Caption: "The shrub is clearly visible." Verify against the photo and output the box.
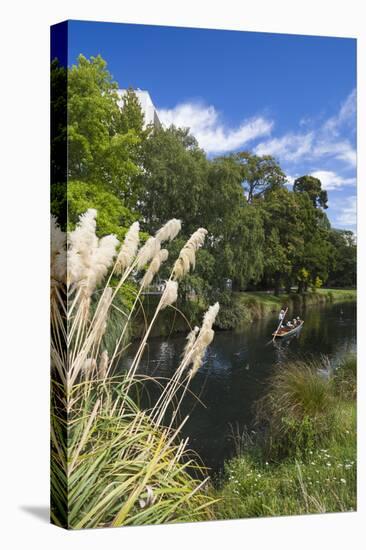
[255,360,337,459]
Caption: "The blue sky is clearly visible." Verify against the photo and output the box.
[67,20,357,232]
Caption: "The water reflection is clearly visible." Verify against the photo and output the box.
[118,301,356,473]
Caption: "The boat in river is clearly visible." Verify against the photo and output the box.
[272,320,304,339]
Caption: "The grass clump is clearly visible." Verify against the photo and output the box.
[256,360,337,459]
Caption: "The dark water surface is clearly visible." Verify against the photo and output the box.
[118,300,356,474]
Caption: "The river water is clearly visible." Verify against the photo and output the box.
[118,300,356,474]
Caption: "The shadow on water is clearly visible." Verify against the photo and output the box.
[118,301,356,475]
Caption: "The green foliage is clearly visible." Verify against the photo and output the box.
[138,126,209,235]
[215,291,251,329]
[293,175,328,209]
[327,229,357,288]
[119,87,146,136]
[67,180,137,240]
[233,151,287,203]
[67,54,141,202]
[311,276,323,292]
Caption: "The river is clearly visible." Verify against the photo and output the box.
[118,300,356,474]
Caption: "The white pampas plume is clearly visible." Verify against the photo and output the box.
[67,209,98,287]
[173,228,207,280]
[67,248,85,287]
[51,216,66,283]
[187,302,220,378]
[69,208,98,263]
[161,280,178,310]
[202,302,220,331]
[182,326,200,360]
[189,328,215,378]
[155,219,182,243]
[53,248,67,284]
[141,249,169,289]
[94,287,113,341]
[87,234,119,294]
[116,221,140,274]
[66,209,119,294]
[136,237,161,270]
[98,350,109,379]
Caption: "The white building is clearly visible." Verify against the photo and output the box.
[117,89,161,128]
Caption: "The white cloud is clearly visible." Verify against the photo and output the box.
[323,89,356,135]
[313,139,356,168]
[158,102,273,154]
[254,89,356,169]
[333,195,357,229]
[254,132,314,162]
[309,170,356,191]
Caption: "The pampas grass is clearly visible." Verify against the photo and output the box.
[161,280,178,309]
[116,221,140,274]
[141,249,169,289]
[173,228,207,280]
[186,302,220,378]
[155,218,182,243]
[136,236,161,269]
[50,209,218,528]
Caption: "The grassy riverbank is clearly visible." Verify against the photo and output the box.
[212,353,357,518]
[136,288,356,336]
[216,288,356,329]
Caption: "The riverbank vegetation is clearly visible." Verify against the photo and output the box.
[213,353,356,518]
[216,288,357,329]
[51,54,356,335]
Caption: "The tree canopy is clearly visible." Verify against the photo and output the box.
[51,53,356,305]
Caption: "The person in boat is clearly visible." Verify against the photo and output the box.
[286,320,294,329]
[296,316,301,323]
[279,308,286,327]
